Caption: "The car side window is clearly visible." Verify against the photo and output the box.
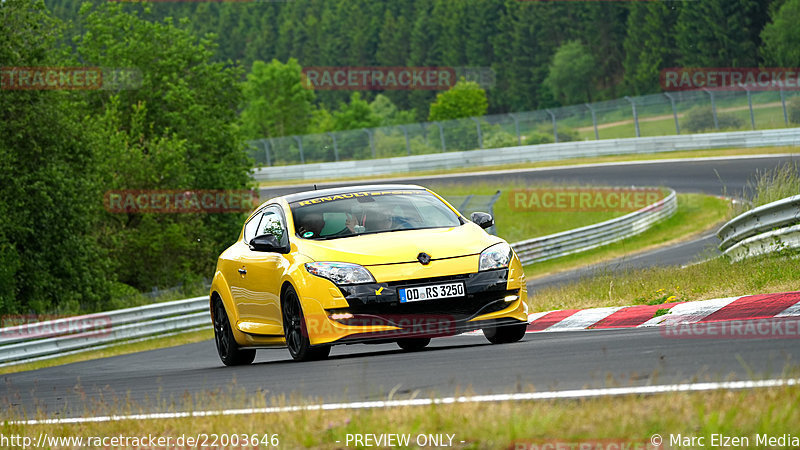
[259,206,288,246]
[243,211,264,243]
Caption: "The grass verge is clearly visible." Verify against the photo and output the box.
[5,383,799,449]
[530,250,800,312]
[523,193,731,282]
[257,146,797,188]
[0,328,213,376]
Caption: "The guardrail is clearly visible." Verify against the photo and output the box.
[717,194,800,261]
[0,297,209,366]
[512,189,677,265]
[253,128,800,182]
[0,188,677,366]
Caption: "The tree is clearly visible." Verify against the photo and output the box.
[622,2,682,95]
[428,80,488,121]
[675,0,769,67]
[369,95,416,126]
[0,0,110,314]
[332,93,381,131]
[240,59,316,139]
[761,0,800,66]
[75,3,252,292]
[544,41,596,105]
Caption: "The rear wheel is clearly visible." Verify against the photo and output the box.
[483,322,528,344]
[396,338,431,352]
[213,298,256,366]
[282,285,331,361]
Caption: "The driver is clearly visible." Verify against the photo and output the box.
[297,212,325,237]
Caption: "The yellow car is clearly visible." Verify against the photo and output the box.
[210,184,529,365]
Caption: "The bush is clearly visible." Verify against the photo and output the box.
[483,128,519,149]
[681,106,744,133]
[523,132,554,145]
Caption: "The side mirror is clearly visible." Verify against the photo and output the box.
[249,234,288,253]
[470,212,494,230]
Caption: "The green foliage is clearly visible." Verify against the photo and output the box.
[428,80,488,122]
[681,106,744,133]
[761,0,800,65]
[240,59,315,139]
[544,40,596,105]
[369,95,416,127]
[743,163,800,210]
[523,132,555,146]
[331,93,382,131]
[0,0,111,314]
[622,2,682,95]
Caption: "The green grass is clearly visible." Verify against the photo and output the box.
[578,104,792,140]
[5,382,800,449]
[529,251,800,313]
[431,181,633,243]
[523,193,730,281]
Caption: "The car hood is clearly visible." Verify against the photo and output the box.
[295,223,503,266]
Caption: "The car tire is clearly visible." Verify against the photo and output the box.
[213,298,256,366]
[282,285,331,362]
[396,338,431,352]
[483,322,528,344]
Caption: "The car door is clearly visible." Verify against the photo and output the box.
[230,205,289,336]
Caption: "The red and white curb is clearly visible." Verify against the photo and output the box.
[468,291,800,334]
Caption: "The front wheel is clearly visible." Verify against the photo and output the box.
[213,298,256,366]
[282,285,331,361]
[483,322,528,344]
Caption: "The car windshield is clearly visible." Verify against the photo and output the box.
[290,190,461,239]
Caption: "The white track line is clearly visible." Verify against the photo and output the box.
[13,378,799,426]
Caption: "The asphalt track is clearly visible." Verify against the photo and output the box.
[2,154,799,419]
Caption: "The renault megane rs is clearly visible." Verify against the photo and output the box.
[210,184,529,365]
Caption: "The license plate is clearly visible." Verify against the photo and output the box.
[399,282,465,303]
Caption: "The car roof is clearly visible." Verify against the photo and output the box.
[281,184,428,204]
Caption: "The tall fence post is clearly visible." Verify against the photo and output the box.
[624,96,640,137]
[400,125,411,155]
[436,121,446,152]
[261,139,272,167]
[703,88,719,130]
[546,109,558,143]
[471,117,483,149]
[363,129,375,158]
[326,132,339,162]
[292,136,305,164]
[585,103,599,140]
[663,93,680,135]
[780,87,789,126]
[509,113,521,145]
[744,86,755,130]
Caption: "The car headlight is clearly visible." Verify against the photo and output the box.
[479,243,512,271]
[305,262,375,285]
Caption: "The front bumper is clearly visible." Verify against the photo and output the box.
[302,269,529,345]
